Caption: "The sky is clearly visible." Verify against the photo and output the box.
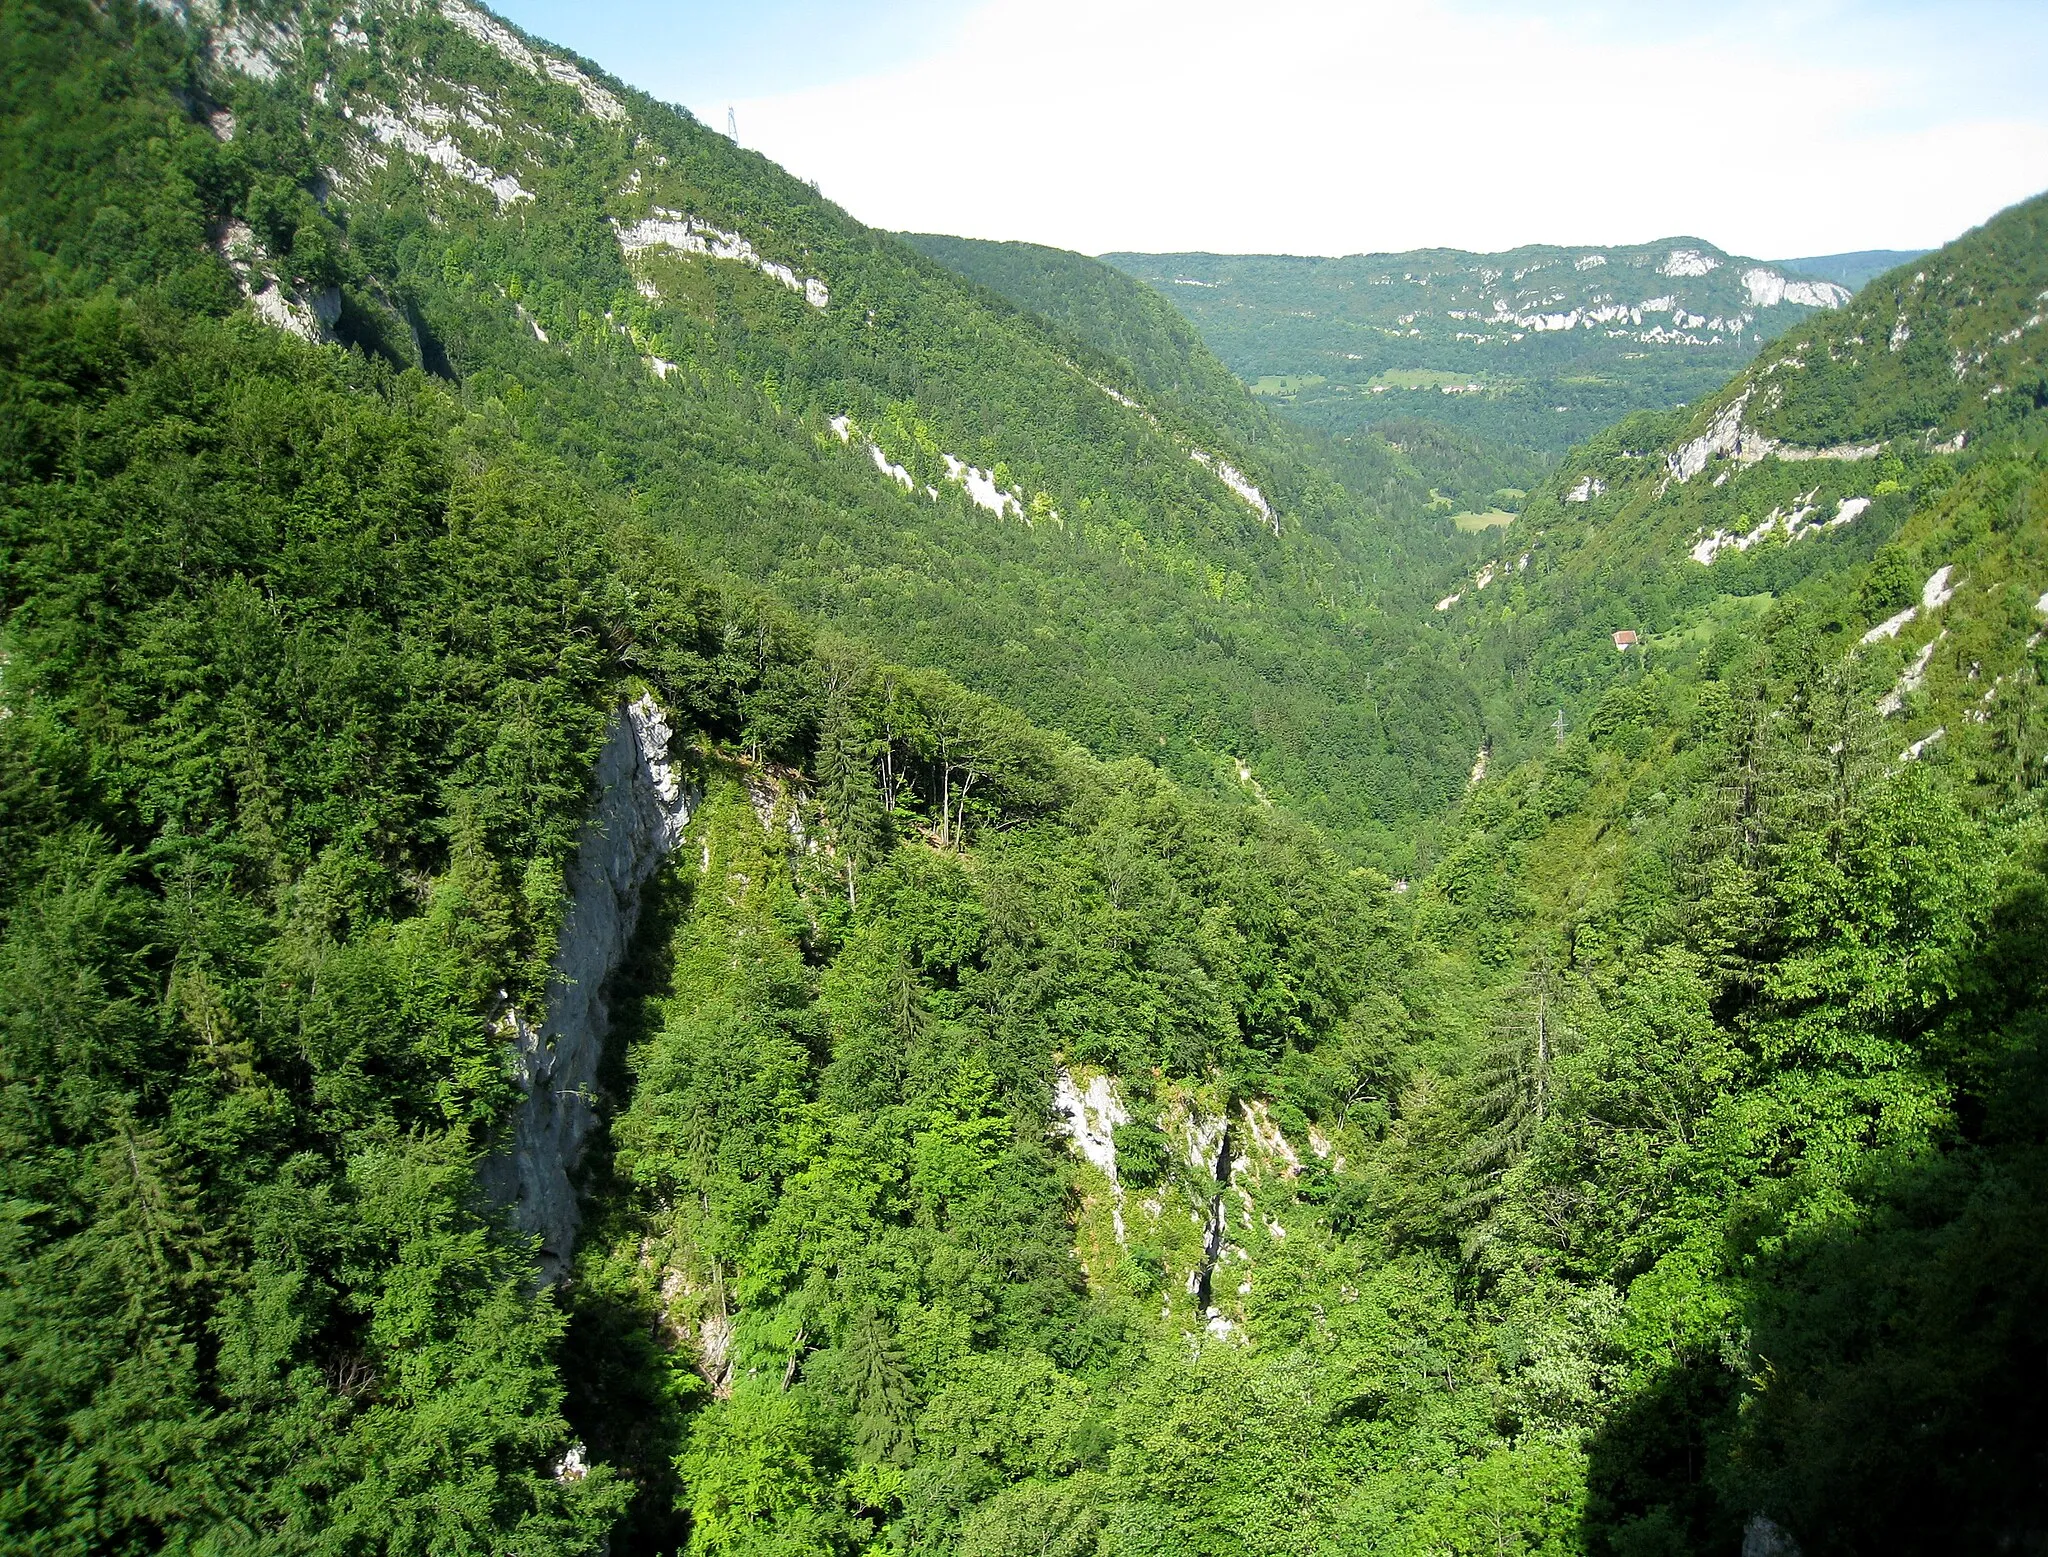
[492,0,2048,260]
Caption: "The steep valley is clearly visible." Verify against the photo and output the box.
[3,5,2047,1557]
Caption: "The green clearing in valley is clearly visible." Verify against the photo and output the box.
[1373,367,1490,390]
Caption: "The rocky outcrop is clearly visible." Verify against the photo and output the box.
[1184,1113,1233,1303]
[213,218,342,344]
[1665,387,1886,488]
[1742,1514,1801,1557]
[480,694,697,1280]
[1054,1068,1129,1239]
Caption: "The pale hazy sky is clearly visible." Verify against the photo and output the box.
[492,0,2048,259]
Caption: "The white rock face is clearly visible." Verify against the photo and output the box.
[943,453,1026,520]
[358,107,532,204]
[1862,606,1918,644]
[1741,268,1851,309]
[1742,1514,1802,1557]
[1878,634,1941,717]
[440,0,625,121]
[1691,491,1871,565]
[1183,1110,1232,1298]
[440,0,539,73]
[1055,1070,1128,1179]
[1054,1068,1129,1240]
[615,210,827,308]
[1191,450,1278,535]
[868,441,914,491]
[830,415,1052,524]
[212,10,295,81]
[1922,564,1957,611]
[1093,379,1143,411]
[250,281,340,341]
[1901,726,1945,762]
[480,695,698,1280]
[1564,474,1604,502]
[1238,1100,1301,1174]
[215,218,341,344]
[1666,388,1882,486]
[1661,248,1721,278]
[1667,393,1757,483]
[1775,441,1882,464]
[1183,1107,1228,1178]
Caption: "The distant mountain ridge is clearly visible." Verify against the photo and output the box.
[1103,237,1860,457]
[1771,248,1932,291]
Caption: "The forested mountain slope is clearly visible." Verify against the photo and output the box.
[6,3,2048,1556]
[898,233,1267,448]
[1366,191,2048,1550]
[1440,193,2048,757]
[1104,240,1853,458]
[5,0,1481,864]
[903,231,1544,536]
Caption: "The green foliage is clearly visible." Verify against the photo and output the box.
[1111,1123,1171,1188]
[899,233,1272,448]
[5,2,2048,1555]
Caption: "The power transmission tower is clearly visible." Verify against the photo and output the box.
[727,106,738,142]
[1552,708,1567,745]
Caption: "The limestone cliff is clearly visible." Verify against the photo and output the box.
[481,693,697,1279]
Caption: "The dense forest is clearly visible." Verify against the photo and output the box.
[899,233,1547,539]
[3,3,2047,1556]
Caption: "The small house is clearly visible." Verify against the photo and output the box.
[1613,630,1638,651]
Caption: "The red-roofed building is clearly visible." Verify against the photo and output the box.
[1613,630,1638,650]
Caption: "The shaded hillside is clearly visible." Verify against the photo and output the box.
[900,232,1267,446]
[0,0,1486,864]
[1379,190,2048,1551]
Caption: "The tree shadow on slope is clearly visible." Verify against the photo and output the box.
[560,859,699,1555]
[1583,839,2048,1556]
